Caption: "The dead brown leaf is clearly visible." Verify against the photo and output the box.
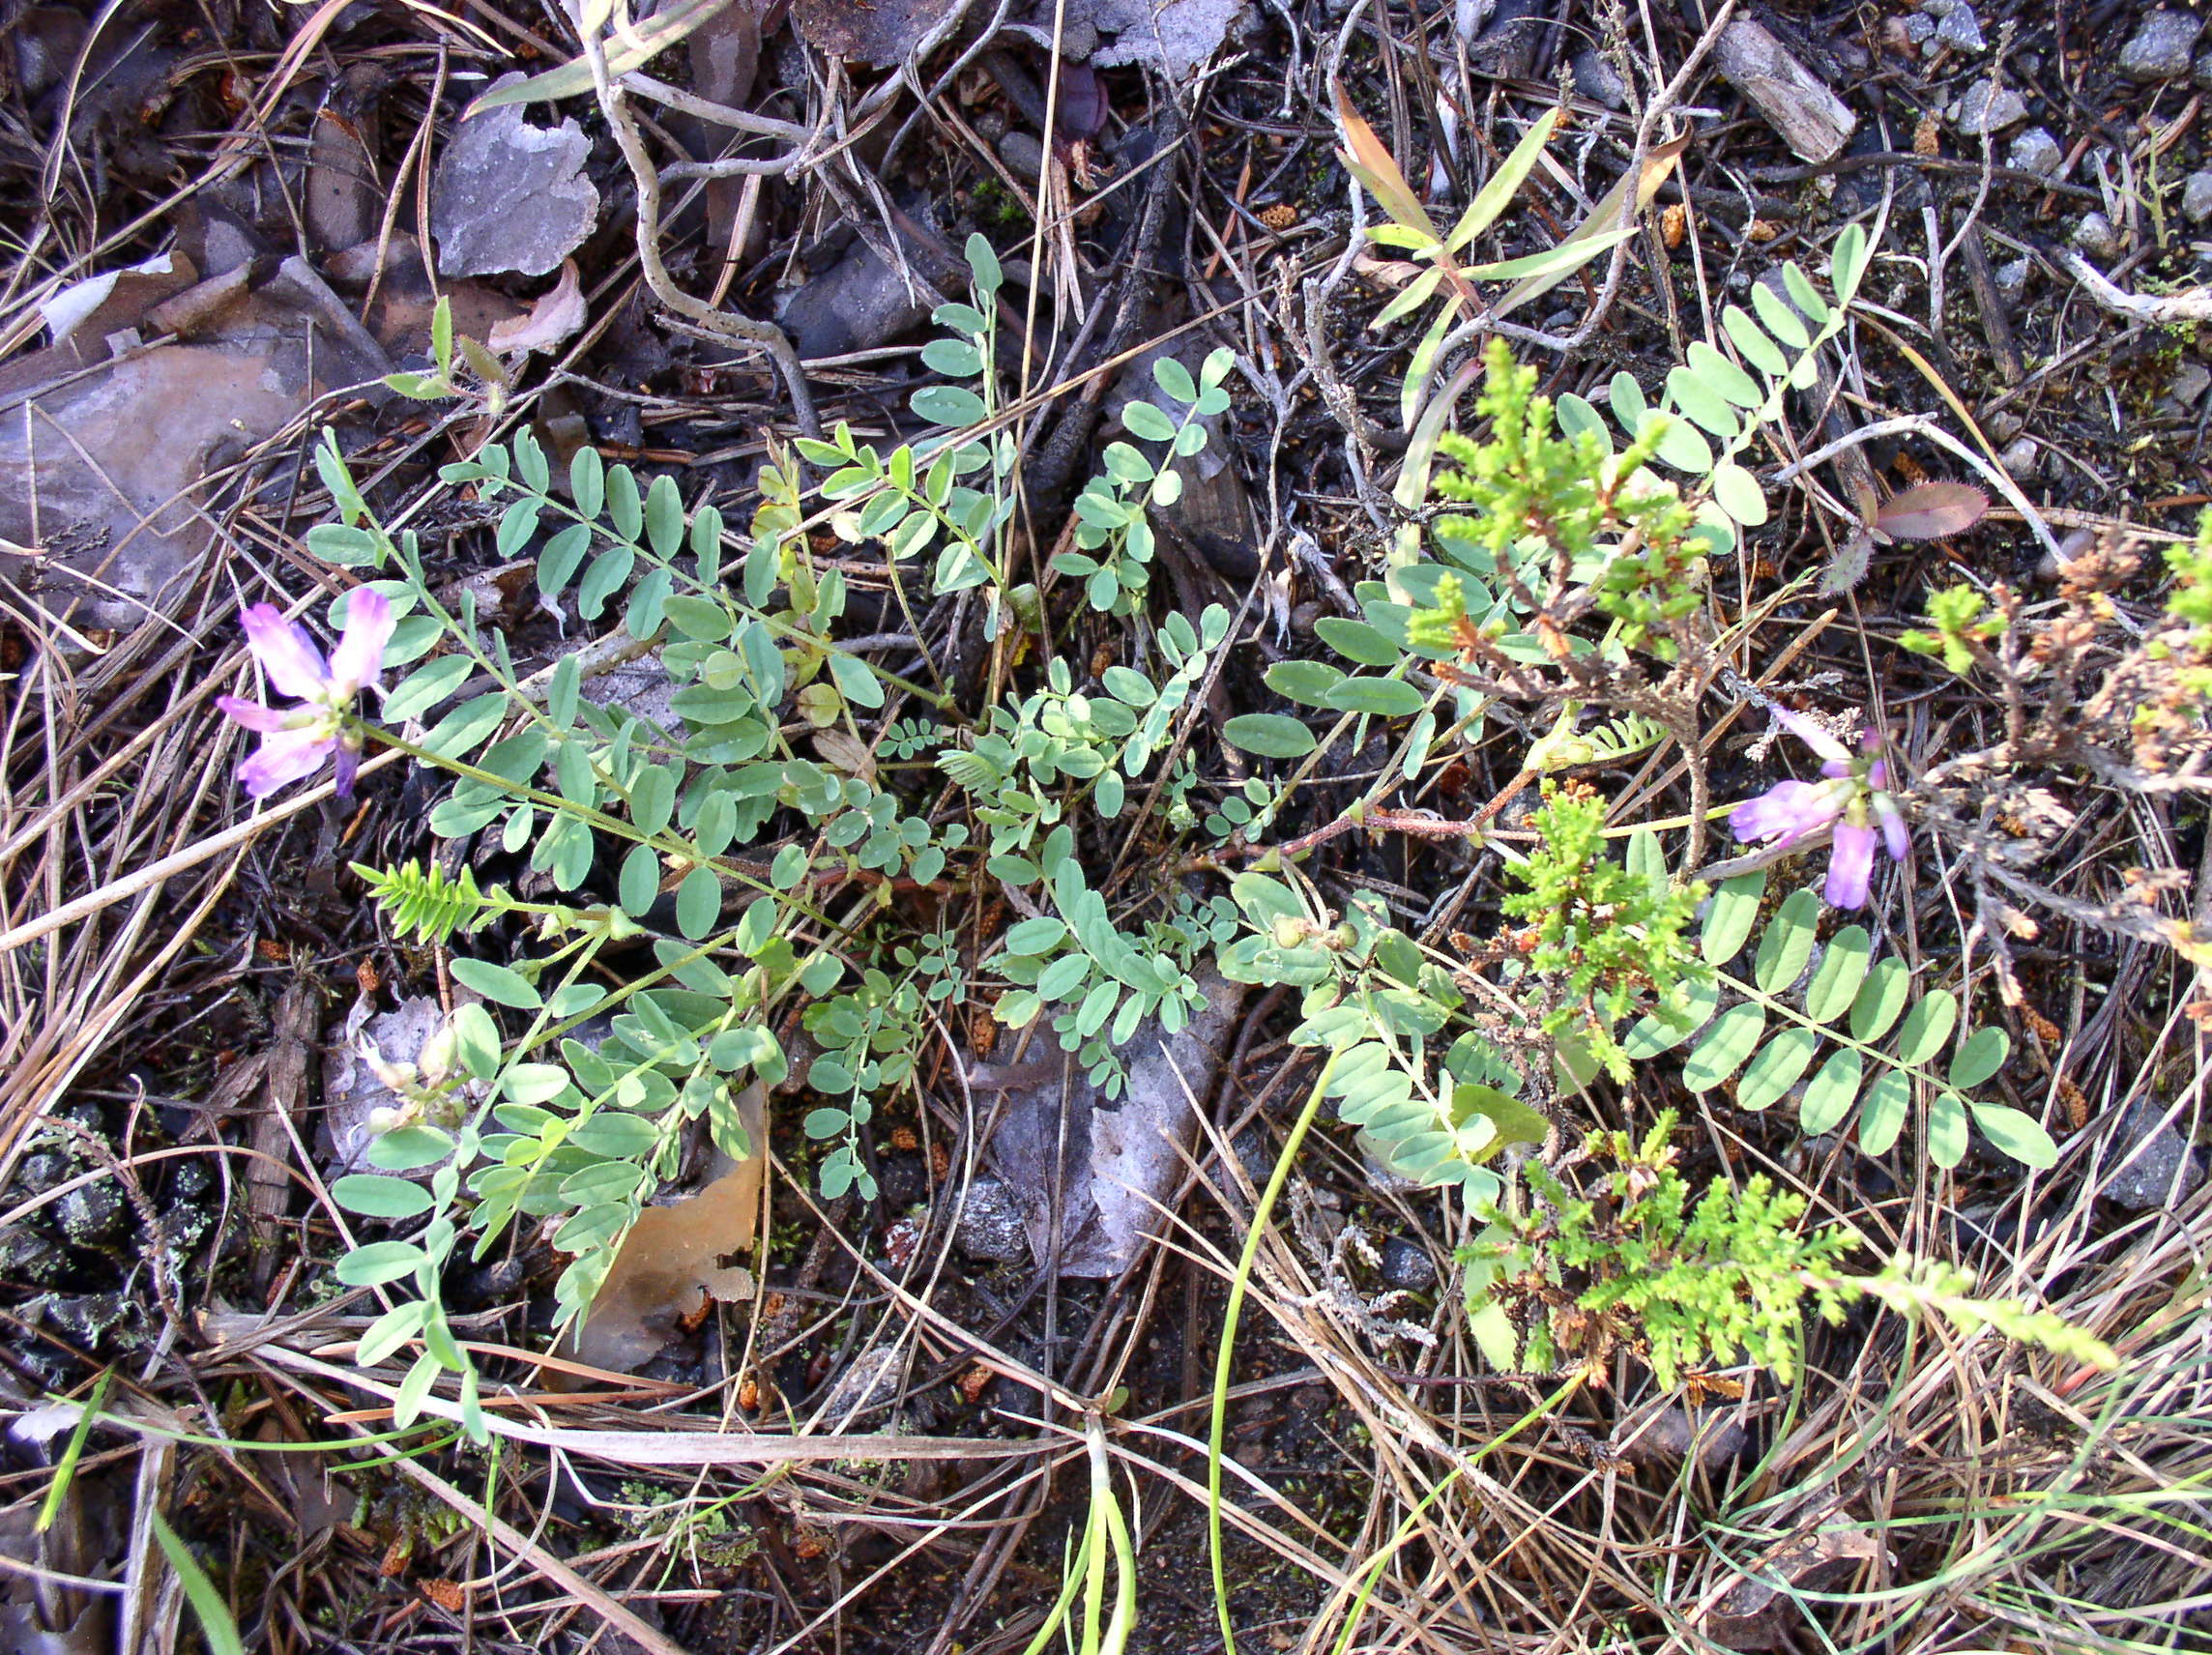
[558,1083,767,1377]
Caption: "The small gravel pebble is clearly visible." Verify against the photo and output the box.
[1570,47,1627,109]
[2162,359,2211,414]
[952,1176,1030,1263]
[2071,211,2121,260]
[2101,1099,2206,1211]
[1994,256,2031,305]
[2185,170,2212,224]
[2196,48,2212,91]
[2006,127,2063,179]
[1922,0,1987,51]
[1952,79,2027,136]
[1379,1236,1440,1291]
[2120,9,2203,80]
[1999,436,2040,479]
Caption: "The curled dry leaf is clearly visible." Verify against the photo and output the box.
[557,1082,766,1378]
[1691,1526,1885,1649]
[1870,480,1991,542]
[487,260,586,358]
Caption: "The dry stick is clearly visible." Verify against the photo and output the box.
[583,28,820,438]
[0,747,400,955]
[374,1434,701,1655]
[1769,412,2064,561]
[2056,247,2212,326]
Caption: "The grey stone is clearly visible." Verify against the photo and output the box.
[816,1347,904,1422]
[1994,255,2031,305]
[1952,79,2027,136]
[2186,170,2212,223]
[2101,1099,2205,1211]
[55,1183,127,1246]
[1570,46,1627,109]
[1379,1236,1439,1291]
[1895,12,1935,45]
[1922,0,1986,51]
[1999,436,2040,479]
[2007,126,2064,179]
[2072,211,2121,260]
[2120,10,2203,81]
[2196,47,2212,90]
[428,73,599,277]
[996,131,1044,180]
[2160,359,2211,417]
[775,241,933,361]
[952,1176,1030,1264]
[0,256,391,630]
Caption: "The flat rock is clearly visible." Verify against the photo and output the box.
[986,967,1247,1276]
[2101,1098,2205,1210]
[775,240,935,361]
[2120,9,2202,81]
[1379,1236,1439,1291]
[0,258,390,629]
[1085,0,1248,78]
[430,73,599,277]
[1952,79,2027,135]
[2160,359,2211,416]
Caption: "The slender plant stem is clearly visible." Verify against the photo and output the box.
[1208,1050,1337,1655]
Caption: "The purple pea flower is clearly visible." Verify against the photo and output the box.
[1729,707,1908,910]
[218,592,393,798]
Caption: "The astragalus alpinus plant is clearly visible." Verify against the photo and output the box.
[207,87,2110,1509]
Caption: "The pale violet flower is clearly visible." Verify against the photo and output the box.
[218,592,393,798]
[1729,708,1907,910]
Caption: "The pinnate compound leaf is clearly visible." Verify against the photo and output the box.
[1623,977,1720,1058]
[1266,661,1346,706]
[1687,340,1763,408]
[1752,887,1819,994]
[1802,926,1872,1023]
[1710,461,1768,526]
[336,1240,424,1288]
[1722,305,1789,377]
[1848,956,1910,1043]
[333,1174,435,1219]
[450,957,541,1010]
[1324,677,1426,717]
[1896,990,1959,1067]
[1928,1090,1969,1168]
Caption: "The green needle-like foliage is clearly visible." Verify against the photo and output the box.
[1500,783,1706,1081]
